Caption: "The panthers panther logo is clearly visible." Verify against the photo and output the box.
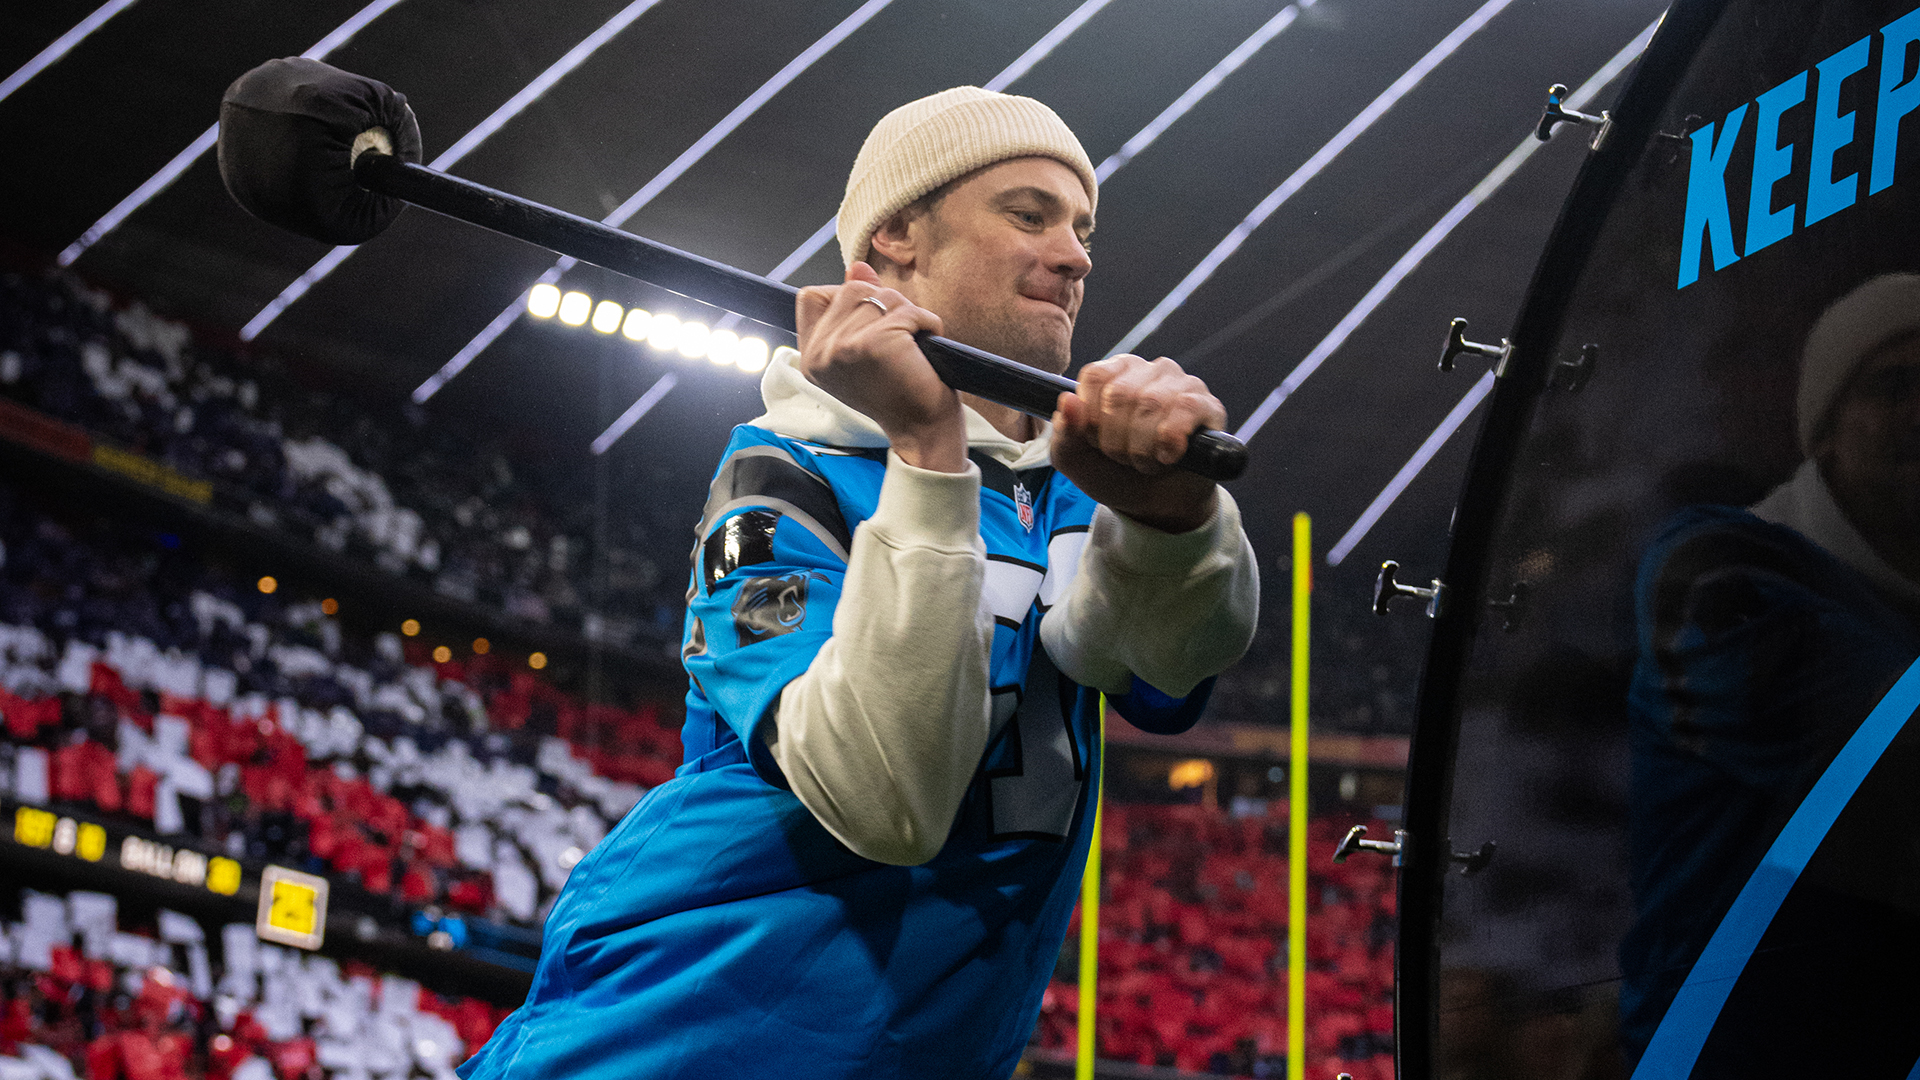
[731,571,825,645]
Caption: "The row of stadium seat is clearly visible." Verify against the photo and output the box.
[0,269,688,649]
[0,477,674,928]
[1,265,1405,1079]
[1,264,1414,736]
[0,885,506,1080]
[1032,803,1397,1079]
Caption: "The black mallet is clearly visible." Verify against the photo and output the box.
[216,58,1248,482]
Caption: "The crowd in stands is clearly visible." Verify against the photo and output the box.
[1,261,1408,1078]
[0,269,691,650]
[0,886,507,1080]
[1032,804,1397,1080]
[0,265,1421,737]
[0,475,678,929]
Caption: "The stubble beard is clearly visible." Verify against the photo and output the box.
[936,273,1076,376]
[966,306,1073,374]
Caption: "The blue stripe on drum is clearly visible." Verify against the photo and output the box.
[1631,654,1920,1079]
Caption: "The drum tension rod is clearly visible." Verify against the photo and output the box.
[1334,827,1496,877]
[1488,582,1530,632]
[1535,82,1613,149]
[1334,825,1406,867]
[1439,318,1512,376]
[1549,344,1599,392]
[1450,840,1496,876]
[1374,560,1444,618]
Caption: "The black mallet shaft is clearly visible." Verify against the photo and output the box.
[219,58,1248,482]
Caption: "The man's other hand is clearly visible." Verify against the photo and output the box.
[795,262,967,473]
[1051,354,1222,533]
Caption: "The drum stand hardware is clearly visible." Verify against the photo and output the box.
[1535,83,1613,150]
[1439,318,1512,376]
[1549,344,1599,392]
[1488,582,1531,632]
[1374,560,1445,618]
[1334,825,1407,867]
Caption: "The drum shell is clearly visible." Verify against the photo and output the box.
[1400,1,1920,1076]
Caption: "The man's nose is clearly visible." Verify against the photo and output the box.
[1046,225,1092,281]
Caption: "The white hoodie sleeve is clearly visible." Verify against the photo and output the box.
[761,452,994,866]
[1040,489,1259,699]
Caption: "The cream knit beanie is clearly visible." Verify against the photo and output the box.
[836,86,1097,269]
[1798,273,1920,452]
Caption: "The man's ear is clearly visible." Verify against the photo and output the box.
[867,209,918,273]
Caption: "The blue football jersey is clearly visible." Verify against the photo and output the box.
[459,425,1209,1080]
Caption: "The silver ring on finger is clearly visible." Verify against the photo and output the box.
[860,295,889,315]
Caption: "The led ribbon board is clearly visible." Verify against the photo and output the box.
[10,802,244,897]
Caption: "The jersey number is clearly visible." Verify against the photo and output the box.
[986,646,1086,841]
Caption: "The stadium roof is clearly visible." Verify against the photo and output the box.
[0,0,1670,676]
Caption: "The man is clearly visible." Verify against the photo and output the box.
[459,86,1258,1079]
[1621,274,1920,1069]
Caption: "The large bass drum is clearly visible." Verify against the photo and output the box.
[1398,0,1920,1077]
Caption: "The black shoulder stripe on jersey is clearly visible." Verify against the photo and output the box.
[972,452,1016,501]
[971,453,1055,507]
[693,445,853,561]
[1016,464,1055,500]
[971,454,1056,503]
[1049,522,1089,539]
[703,509,780,594]
[807,444,888,464]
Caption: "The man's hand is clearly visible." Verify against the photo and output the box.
[1051,355,1223,533]
[795,262,966,473]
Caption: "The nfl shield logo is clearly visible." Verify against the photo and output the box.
[1013,482,1035,531]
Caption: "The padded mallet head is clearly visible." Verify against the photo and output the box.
[217,58,423,245]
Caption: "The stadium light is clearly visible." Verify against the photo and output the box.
[591,300,624,333]
[676,321,710,360]
[708,328,740,366]
[527,283,561,318]
[622,308,651,340]
[416,0,900,403]
[236,0,671,340]
[557,291,591,326]
[646,312,680,351]
[735,337,770,374]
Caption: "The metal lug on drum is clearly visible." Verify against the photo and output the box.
[1440,317,1512,376]
[1535,82,1612,149]
[1334,825,1407,867]
[1374,560,1445,618]
[1488,582,1530,632]
[1653,115,1704,166]
[1550,344,1599,392]
[1450,840,1497,876]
